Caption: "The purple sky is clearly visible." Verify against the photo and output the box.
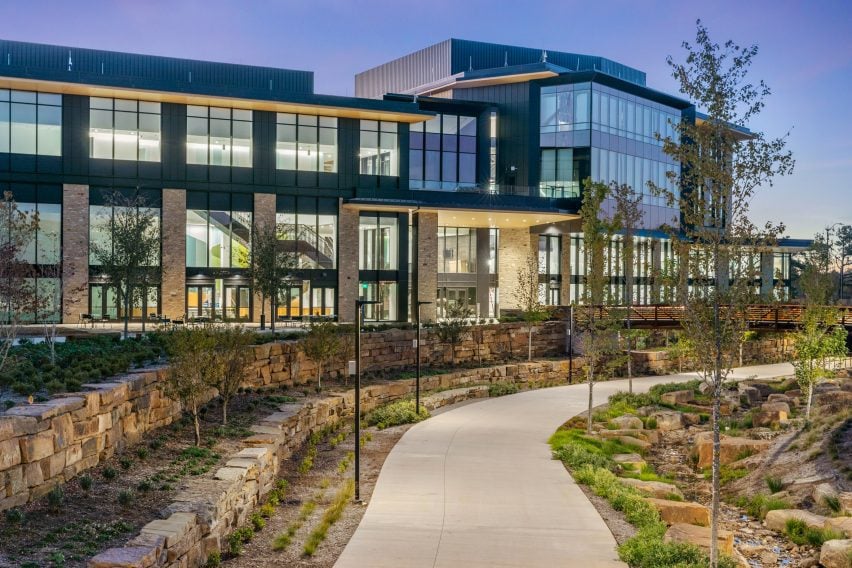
[2,0,850,239]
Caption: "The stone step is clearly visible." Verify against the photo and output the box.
[645,498,710,526]
[664,522,733,556]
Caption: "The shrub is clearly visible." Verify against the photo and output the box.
[824,495,842,514]
[765,476,784,493]
[119,457,133,470]
[204,551,221,568]
[136,447,149,460]
[618,528,738,568]
[79,474,93,491]
[488,382,520,397]
[228,526,255,555]
[47,485,64,512]
[137,479,152,492]
[102,466,117,481]
[259,503,275,518]
[4,508,23,524]
[365,400,430,430]
[785,518,844,546]
[250,513,266,531]
[734,494,791,520]
[645,416,658,430]
[117,489,135,507]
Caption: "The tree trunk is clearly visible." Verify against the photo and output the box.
[317,364,322,391]
[222,397,229,426]
[710,288,723,568]
[123,292,130,338]
[528,325,533,361]
[271,294,276,334]
[805,385,813,422]
[586,367,595,435]
[192,404,201,446]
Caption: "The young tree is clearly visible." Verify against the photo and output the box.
[164,325,219,445]
[513,253,552,361]
[212,325,254,425]
[610,182,645,392]
[246,222,296,334]
[301,320,341,390]
[0,192,39,374]
[653,22,794,567]
[836,224,852,301]
[89,192,160,337]
[434,302,471,365]
[578,180,622,434]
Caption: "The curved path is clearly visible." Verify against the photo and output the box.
[335,363,793,568]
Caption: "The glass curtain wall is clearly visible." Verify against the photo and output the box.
[275,197,337,270]
[538,235,561,305]
[359,215,398,270]
[437,227,476,273]
[0,90,61,156]
[185,206,252,269]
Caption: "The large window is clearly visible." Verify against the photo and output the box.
[590,87,679,145]
[437,227,476,273]
[591,147,678,209]
[89,192,161,266]
[90,98,161,161]
[359,120,398,176]
[276,196,337,269]
[0,90,61,156]
[186,106,252,167]
[359,281,397,321]
[538,235,561,305]
[185,193,252,268]
[276,114,337,172]
[359,213,398,270]
[409,114,476,190]
[540,84,591,133]
[539,148,583,198]
[2,185,62,265]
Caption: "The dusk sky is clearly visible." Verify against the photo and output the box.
[2,0,850,239]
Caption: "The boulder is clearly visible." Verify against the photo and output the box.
[819,539,852,568]
[815,390,852,414]
[753,401,790,427]
[824,517,852,538]
[813,483,839,508]
[650,411,684,432]
[610,415,643,430]
[612,453,646,471]
[645,498,710,526]
[839,492,852,516]
[660,390,694,405]
[738,385,761,407]
[597,429,659,444]
[664,523,733,555]
[748,382,775,398]
[619,477,684,499]
[695,433,771,469]
[767,393,792,405]
[618,436,651,451]
[764,509,827,533]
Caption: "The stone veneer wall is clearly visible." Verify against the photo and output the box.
[497,228,531,311]
[88,360,573,568]
[632,337,795,375]
[336,203,360,324]
[161,189,187,319]
[243,321,567,388]
[61,184,90,323]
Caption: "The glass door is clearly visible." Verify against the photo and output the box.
[224,285,251,321]
[186,285,215,319]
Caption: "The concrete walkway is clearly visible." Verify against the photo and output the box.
[335,363,793,568]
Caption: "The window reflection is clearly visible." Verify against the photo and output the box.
[0,89,61,156]
[359,120,398,176]
[186,106,252,167]
[409,113,476,190]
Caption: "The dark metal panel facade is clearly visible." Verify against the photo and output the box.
[355,39,452,99]
[0,39,314,96]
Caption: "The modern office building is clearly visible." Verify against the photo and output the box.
[0,38,797,325]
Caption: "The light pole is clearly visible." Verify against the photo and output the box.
[568,304,574,384]
[354,299,378,503]
[415,301,432,415]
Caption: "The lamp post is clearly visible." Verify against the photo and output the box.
[354,299,378,503]
[568,304,574,384]
[415,301,432,415]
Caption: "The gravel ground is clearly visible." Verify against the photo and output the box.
[224,422,412,568]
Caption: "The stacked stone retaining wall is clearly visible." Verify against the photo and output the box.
[631,337,794,376]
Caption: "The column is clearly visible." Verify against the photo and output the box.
[337,204,359,323]
[412,211,438,323]
[650,239,663,304]
[476,228,491,318]
[252,193,276,324]
[760,251,775,297]
[61,184,89,324]
[497,228,531,311]
[560,234,571,305]
[161,189,186,320]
